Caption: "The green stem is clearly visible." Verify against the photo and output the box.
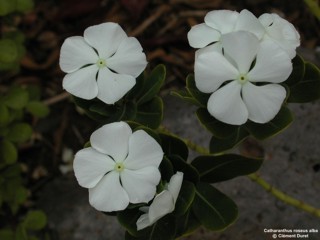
[248,173,320,217]
[159,125,320,218]
[304,0,320,20]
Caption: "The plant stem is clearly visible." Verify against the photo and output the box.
[159,125,320,218]
[304,0,320,20]
[248,173,320,217]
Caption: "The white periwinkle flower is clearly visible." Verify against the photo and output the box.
[195,31,292,125]
[73,122,163,212]
[187,9,265,49]
[136,171,184,230]
[259,13,300,59]
[59,22,147,104]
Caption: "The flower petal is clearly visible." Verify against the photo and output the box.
[221,31,259,74]
[73,147,115,188]
[62,65,98,99]
[204,10,239,34]
[124,130,163,169]
[248,40,292,83]
[148,190,174,224]
[207,81,248,125]
[59,36,98,73]
[242,82,286,123]
[136,212,151,231]
[259,13,300,59]
[89,171,129,212]
[96,67,136,104]
[234,9,265,39]
[90,122,132,162]
[107,37,147,77]
[84,22,127,59]
[195,50,238,93]
[121,166,161,203]
[187,23,220,48]
[167,172,184,203]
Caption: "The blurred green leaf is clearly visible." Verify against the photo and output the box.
[0,0,15,16]
[6,123,32,143]
[26,101,50,118]
[16,0,34,12]
[0,104,10,126]
[192,182,238,231]
[134,96,163,129]
[15,224,27,240]
[4,87,29,110]
[173,181,195,217]
[159,133,188,160]
[191,154,263,183]
[0,140,17,166]
[26,85,41,101]
[0,229,15,240]
[196,108,239,138]
[23,210,47,230]
[209,127,249,153]
[0,39,18,63]
[245,106,293,140]
[137,64,166,104]
[287,62,320,103]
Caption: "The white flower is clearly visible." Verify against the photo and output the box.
[136,171,184,230]
[259,13,300,59]
[195,31,292,125]
[73,122,163,212]
[59,22,147,104]
[187,9,265,49]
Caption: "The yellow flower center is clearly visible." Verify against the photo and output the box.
[237,74,248,84]
[114,162,125,172]
[96,58,106,68]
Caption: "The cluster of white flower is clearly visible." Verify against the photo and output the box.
[188,9,300,125]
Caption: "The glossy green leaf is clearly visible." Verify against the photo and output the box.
[192,182,238,231]
[175,209,201,238]
[159,156,174,182]
[186,74,209,108]
[168,155,199,184]
[171,89,201,107]
[287,62,320,103]
[4,87,29,110]
[0,39,18,63]
[159,133,188,160]
[0,229,15,240]
[209,127,249,153]
[284,54,305,86]
[173,181,195,217]
[196,108,238,138]
[137,64,166,104]
[0,140,17,166]
[23,210,47,230]
[0,104,10,126]
[26,101,50,118]
[6,123,32,143]
[118,208,147,237]
[191,154,263,183]
[245,106,293,140]
[16,0,34,12]
[134,96,163,129]
[126,72,146,99]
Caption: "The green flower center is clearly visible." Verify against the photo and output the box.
[114,162,125,172]
[237,74,248,85]
[96,58,106,68]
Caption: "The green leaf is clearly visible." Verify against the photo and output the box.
[23,210,47,230]
[134,96,163,129]
[117,208,143,237]
[196,108,239,138]
[16,0,34,12]
[284,54,305,86]
[15,224,28,240]
[168,155,199,184]
[137,64,166,104]
[0,103,10,126]
[0,0,15,15]
[209,127,249,153]
[171,89,201,107]
[175,209,201,238]
[245,106,293,140]
[0,229,15,240]
[0,140,17,166]
[159,156,174,182]
[4,87,29,110]
[159,133,188,160]
[26,101,50,118]
[287,62,320,103]
[186,74,209,108]
[191,154,263,183]
[126,72,146,99]
[0,39,18,63]
[6,123,32,143]
[192,182,238,231]
[173,181,195,217]
[26,85,41,101]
